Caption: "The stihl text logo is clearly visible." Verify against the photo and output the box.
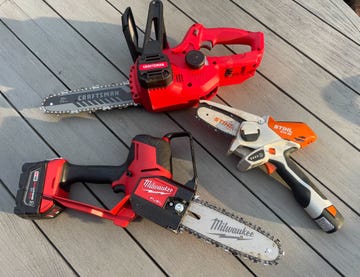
[139,62,168,71]
[273,124,293,136]
[214,117,235,131]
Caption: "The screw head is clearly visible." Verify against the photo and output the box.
[174,203,184,213]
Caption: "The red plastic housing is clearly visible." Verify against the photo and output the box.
[129,23,264,112]
[43,139,173,228]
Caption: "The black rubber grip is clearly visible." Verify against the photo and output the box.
[271,148,344,233]
[270,148,326,208]
[122,7,140,62]
[142,0,168,53]
[60,163,125,191]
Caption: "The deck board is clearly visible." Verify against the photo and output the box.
[0,0,359,276]
[295,0,360,42]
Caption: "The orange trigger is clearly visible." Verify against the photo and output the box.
[265,162,277,174]
[326,205,337,217]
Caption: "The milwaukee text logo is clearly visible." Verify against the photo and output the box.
[209,218,254,240]
[143,179,174,195]
[134,178,178,207]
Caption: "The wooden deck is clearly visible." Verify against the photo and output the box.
[0,0,359,276]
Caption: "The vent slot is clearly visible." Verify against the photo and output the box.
[175,74,183,82]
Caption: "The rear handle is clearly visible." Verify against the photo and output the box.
[60,163,125,191]
[122,7,141,62]
[271,148,344,233]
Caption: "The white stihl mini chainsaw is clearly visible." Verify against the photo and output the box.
[197,100,344,233]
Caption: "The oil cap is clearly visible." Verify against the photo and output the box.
[185,50,205,69]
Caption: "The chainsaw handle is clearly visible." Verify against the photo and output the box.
[60,163,124,191]
[173,24,263,53]
[122,0,168,62]
[122,7,141,62]
[171,24,264,87]
[201,27,264,53]
[271,148,344,233]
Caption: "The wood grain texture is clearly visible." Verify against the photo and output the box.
[0,109,75,276]
[294,0,360,42]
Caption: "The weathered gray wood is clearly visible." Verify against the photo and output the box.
[0,120,75,277]
[0,0,251,275]
[295,0,360,43]
[39,0,355,275]
[234,0,360,92]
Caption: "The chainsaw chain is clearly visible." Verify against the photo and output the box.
[180,198,284,265]
[41,81,136,114]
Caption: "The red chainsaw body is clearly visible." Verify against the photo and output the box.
[129,24,264,112]
[16,133,196,230]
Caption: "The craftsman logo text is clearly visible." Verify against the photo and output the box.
[77,90,121,101]
[139,62,168,71]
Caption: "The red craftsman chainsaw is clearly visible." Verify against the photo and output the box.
[14,132,283,265]
[41,0,264,114]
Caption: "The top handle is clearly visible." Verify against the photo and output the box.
[122,7,141,62]
[122,0,168,62]
[142,0,168,55]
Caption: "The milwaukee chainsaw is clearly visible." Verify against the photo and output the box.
[197,100,344,233]
[14,132,282,265]
[41,0,264,114]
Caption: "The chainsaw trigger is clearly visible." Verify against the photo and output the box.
[200,40,213,50]
[265,162,277,175]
